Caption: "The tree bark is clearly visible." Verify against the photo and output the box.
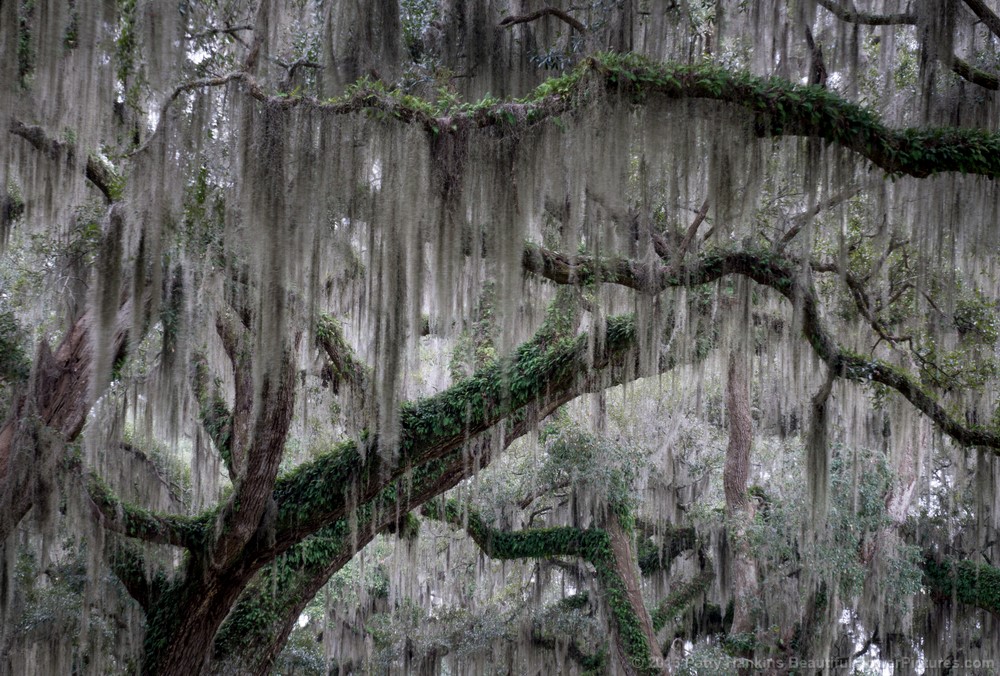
[0,307,129,542]
[724,351,757,644]
[605,510,665,675]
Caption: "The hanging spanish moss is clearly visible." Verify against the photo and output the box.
[2,1,1000,673]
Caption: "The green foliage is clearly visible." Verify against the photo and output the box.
[922,556,1000,614]
[423,497,660,675]
[400,0,437,61]
[273,312,637,528]
[542,421,646,520]
[114,0,139,109]
[16,0,35,87]
[651,569,714,633]
[0,307,29,384]
[329,51,1000,178]
[954,289,1000,344]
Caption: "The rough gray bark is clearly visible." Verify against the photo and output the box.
[724,350,757,642]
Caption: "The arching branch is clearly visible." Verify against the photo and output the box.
[141,55,1000,179]
[499,7,587,33]
[9,120,121,202]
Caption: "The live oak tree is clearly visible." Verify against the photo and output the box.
[3,1,1000,674]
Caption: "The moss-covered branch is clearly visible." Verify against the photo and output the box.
[215,425,533,675]
[268,310,639,551]
[109,541,169,612]
[922,555,1000,616]
[316,314,369,393]
[192,353,235,476]
[636,524,697,576]
[423,499,662,676]
[651,569,715,633]
[523,243,1000,452]
[9,119,122,202]
[221,53,1000,179]
[85,472,210,550]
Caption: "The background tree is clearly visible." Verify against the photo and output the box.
[2,0,1000,674]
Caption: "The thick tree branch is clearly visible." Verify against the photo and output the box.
[814,0,916,26]
[963,0,1000,40]
[651,568,715,633]
[143,299,609,673]
[0,303,130,542]
[267,310,640,551]
[186,25,254,41]
[109,542,169,612]
[86,472,209,550]
[192,353,236,477]
[142,55,1000,179]
[215,432,516,675]
[422,499,662,675]
[499,7,587,33]
[215,310,254,477]
[9,120,120,202]
[210,331,300,570]
[636,524,697,575]
[947,55,1000,90]
[522,243,1000,451]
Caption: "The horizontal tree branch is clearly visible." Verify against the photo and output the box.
[814,0,916,25]
[9,120,120,202]
[86,472,209,550]
[815,0,999,89]
[186,24,254,40]
[422,499,661,675]
[948,54,1000,90]
[150,54,1000,181]
[522,242,1000,451]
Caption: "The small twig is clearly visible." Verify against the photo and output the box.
[128,72,246,157]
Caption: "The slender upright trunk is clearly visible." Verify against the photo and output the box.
[724,351,757,646]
